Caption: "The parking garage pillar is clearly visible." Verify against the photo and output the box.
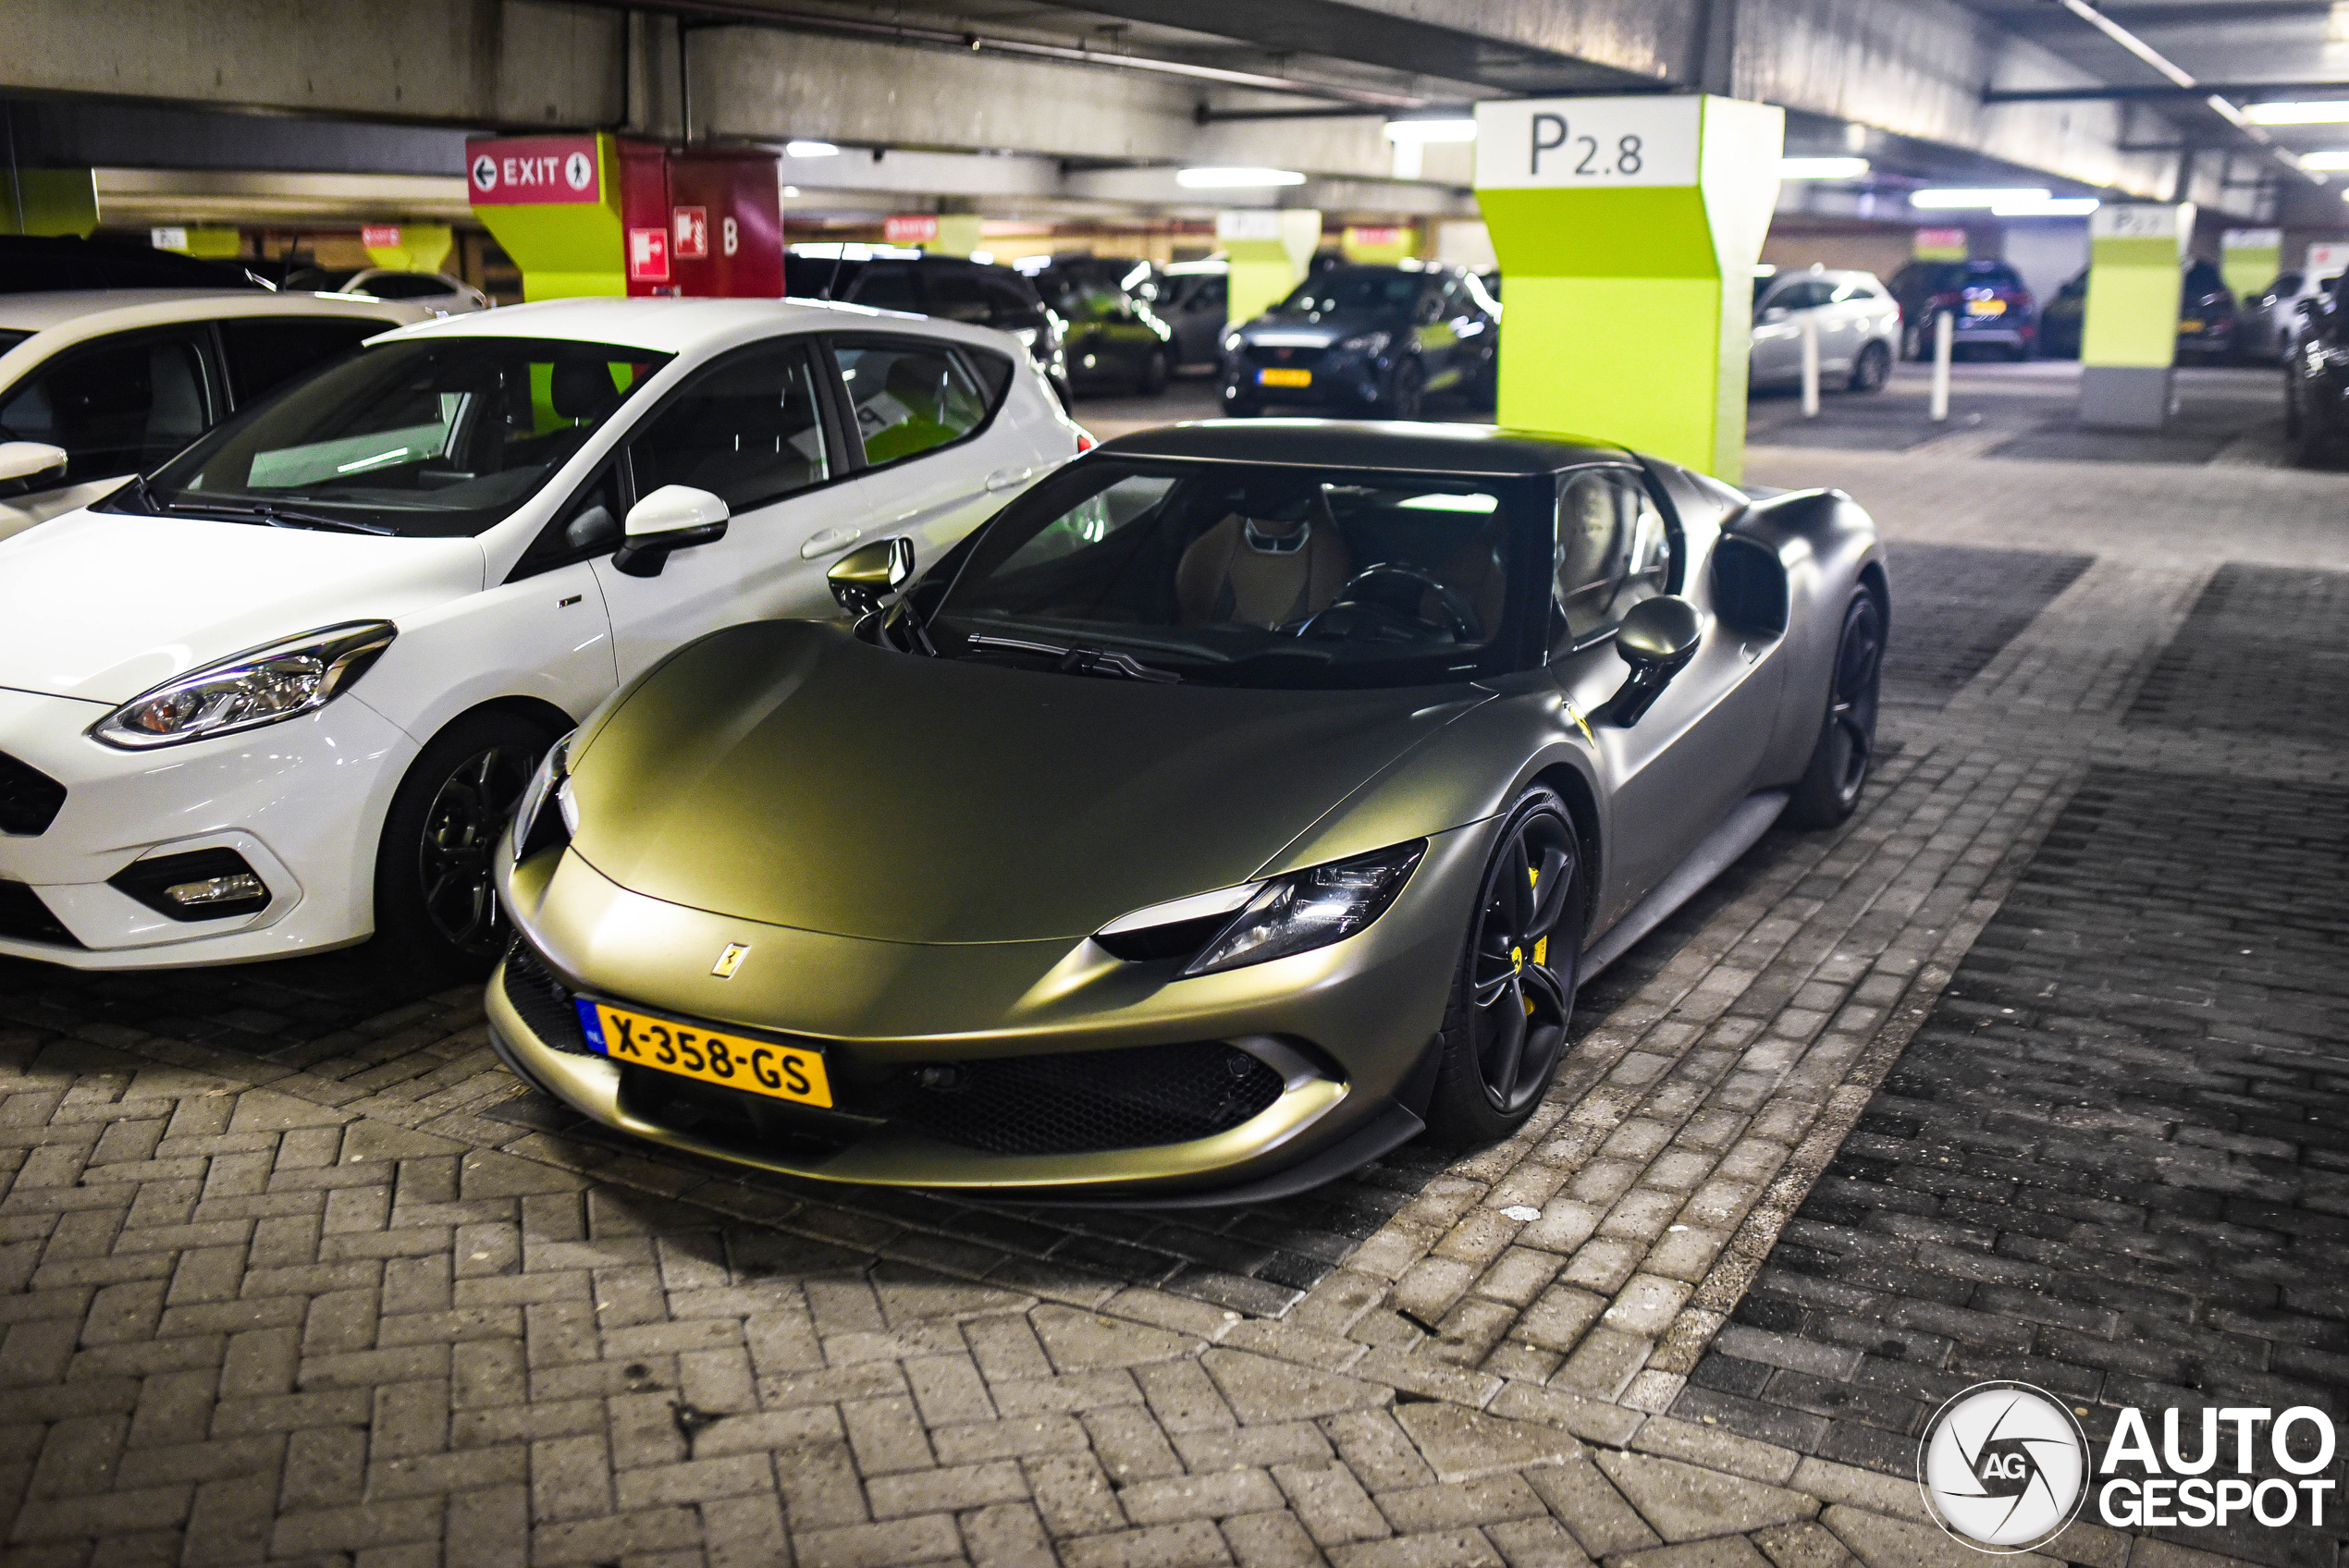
[362,223,455,275]
[2080,202,2192,430]
[2221,227,2279,309]
[1,168,98,237]
[1472,95,1781,483]
[1219,210,1322,326]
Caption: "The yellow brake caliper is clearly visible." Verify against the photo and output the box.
[1524,864,1545,1013]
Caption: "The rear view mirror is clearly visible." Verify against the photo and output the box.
[0,441,69,498]
[828,537,915,618]
[1601,595,1703,727]
[613,484,729,578]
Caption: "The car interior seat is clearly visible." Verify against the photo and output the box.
[1174,496,1354,628]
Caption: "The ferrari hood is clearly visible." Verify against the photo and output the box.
[567,621,1487,944]
[0,509,485,704]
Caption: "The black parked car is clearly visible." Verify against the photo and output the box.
[2037,269,2087,359]
[1888,257,2036,360]
[2177,259,2238,362]
[2283,275,2349,465]
[0,233,264,294]
[1022,255,1177,396]
[785,245,1067,406]
[1221,263,1499,419]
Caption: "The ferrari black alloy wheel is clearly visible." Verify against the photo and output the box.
[376,710,558,978]
[1787,590,1885,829]
[1426,787,1587,1145]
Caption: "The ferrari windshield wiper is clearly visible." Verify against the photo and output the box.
[166,498,393,536]
[963,633,1184,683]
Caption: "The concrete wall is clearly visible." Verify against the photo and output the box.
[3,0,624,128]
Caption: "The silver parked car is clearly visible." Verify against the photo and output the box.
[1749,267,1900,394]
[2242,268,2340,361]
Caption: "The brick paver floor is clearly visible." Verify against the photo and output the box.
[6,437,2349,1568]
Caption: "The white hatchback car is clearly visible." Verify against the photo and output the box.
[0,289,434,540]
[0,297,1082,974]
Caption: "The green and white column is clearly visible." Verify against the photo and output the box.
[1472,94,1782,483]
[1218,210,1322,327]
[2080,202,2192,430]
[2220,227,2279,308]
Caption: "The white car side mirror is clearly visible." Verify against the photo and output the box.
[613,484,729,578]
[0,441,69,498]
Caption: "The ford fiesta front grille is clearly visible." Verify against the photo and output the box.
[0,881,81,947]
[0,752,66,837]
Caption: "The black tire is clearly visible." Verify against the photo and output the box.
[1423,788,1587,1146]
[1384,360,1425,420]
[1136,349,1169,397]
[374,709,562,982]
[1785,590,1886,830]
[1848,340,1891,394]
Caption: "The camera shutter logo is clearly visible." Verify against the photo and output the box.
[1919,1381,2090,1552]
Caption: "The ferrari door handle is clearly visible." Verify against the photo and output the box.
[985,465,1033,492]
[799,525,862,560]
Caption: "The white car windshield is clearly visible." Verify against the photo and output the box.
[117,337,670,537]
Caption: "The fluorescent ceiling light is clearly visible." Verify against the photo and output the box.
[2302,149,2349,169]
[1384,117,1477,143]
[784,140,840,157]
[1992,195,2099,215]
[1779,157,1869,179]
[1912,187,2049,208]
[2246,101,2349,124]
[1175,166,1308,188]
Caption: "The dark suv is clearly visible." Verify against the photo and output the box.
[1220,263,1498,419]
[1888,258,2036,361]
[1021,255,1178,396]
[785,246,1067,405]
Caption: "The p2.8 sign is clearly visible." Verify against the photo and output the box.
[1474,97,1702,190]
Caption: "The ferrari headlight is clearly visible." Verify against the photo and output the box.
[1338,331,1391,356]
[92,621,396,750]
[509,731,578,864]
[1177,841,1425,977]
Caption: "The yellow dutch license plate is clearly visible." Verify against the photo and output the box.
[1966,299,2007,316]
[1258,367,1312,387]
[2180,319,2205,332]
[576,999,832,1108]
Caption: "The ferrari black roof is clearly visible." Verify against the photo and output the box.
[1094,420,1630,476]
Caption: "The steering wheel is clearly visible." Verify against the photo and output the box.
[1293,563,1482,644]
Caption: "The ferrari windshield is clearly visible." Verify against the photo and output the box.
[118,337,670,537]
[932,459,1545,689]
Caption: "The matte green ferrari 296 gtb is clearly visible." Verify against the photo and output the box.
[486,421,1888,1203]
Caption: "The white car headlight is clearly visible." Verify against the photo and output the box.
[92,622,397,750]
[1338,331,1392,356]
[509,730,578,864]
[1223,331,1245,353]
[1093,841,1426,975]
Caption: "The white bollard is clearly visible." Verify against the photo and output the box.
[1930,309,1954,422]
[1801,312,1821,418]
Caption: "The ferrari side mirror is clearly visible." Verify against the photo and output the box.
[829,536,915,618]
[1601,594,1703,728]
[613,484,729,578]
